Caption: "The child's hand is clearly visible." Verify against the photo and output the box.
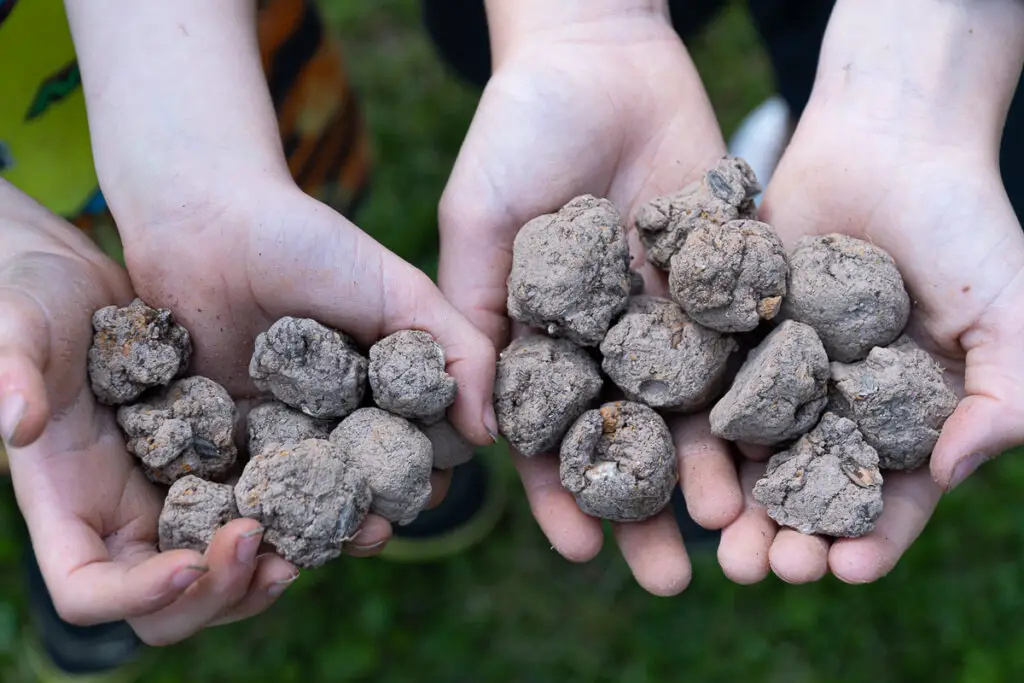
[715,0,1024,585]
[0,181,298,645]
[437,5,743,595]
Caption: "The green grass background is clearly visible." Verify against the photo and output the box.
[3,1,1024,681]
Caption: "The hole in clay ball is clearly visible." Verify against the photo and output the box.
[638,380,673,405]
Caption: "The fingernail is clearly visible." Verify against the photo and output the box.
[171,565,209,591]
[236,527,264,564]
[267,573,299,597]
[950,452,990,491]
[0,393,26,447]
[349,539,387,553]
[484,404,499,444]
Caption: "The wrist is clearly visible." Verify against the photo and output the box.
[808,0,1024,156]
[484,0,671,65]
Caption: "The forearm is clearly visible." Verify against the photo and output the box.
[484,0,671,63]
[810,0,1024,154]
[63,1,288,233]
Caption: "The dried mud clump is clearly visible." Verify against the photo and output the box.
[88,298,192,405]
[330,408,433,526]
[117,376,238,485]
[710,320,829,445]
[494,335,604,457]
[368,330,457,424]
[829,336,958,471]
[506,195,631,346]
[780,234,910,362]
[599,296,737,412]
[752,412,883,538]
[158,475,239,553]
[669,219,788,332]
[560,402,677,523]
[635,156,760,270]
[247,401,334,458]
[419,419,475,470]
[234,439,371,569]
[249,316,368,419]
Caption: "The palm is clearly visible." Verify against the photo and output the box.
[718,118,1024,584]
[439,22,745,594]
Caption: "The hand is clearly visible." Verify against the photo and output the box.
[0,181,298,645]
[438,4,744,594]
[716,0,1024,583]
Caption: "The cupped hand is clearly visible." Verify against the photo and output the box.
[437,12,744,595]
[0,180,301,645]
[716,100,1024,585]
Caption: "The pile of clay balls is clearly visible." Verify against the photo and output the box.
[494,156,957,537]
[88,302,473,568]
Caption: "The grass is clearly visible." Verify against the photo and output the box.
[4,1,1024,681]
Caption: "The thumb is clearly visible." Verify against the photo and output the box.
[931,276,1024,490]
[0,266,53,448]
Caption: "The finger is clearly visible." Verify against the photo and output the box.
[209,554,299,627]
[612,508,691,596]
[514,451,604,562]
[427,469,453,509]
[737,442,773,462]
[717,459,775,584]
[344,514,393,557]
[769,530,831,584]
[0,280,53,447]
[828,468,942,584]
[128,518,266,646]
[671,413,743,529]
[932,276,1024,490]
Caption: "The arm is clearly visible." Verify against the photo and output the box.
[63,0,289,231]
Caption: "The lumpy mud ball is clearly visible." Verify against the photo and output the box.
[494,335,604,457]
[829,336,958,471]
[506,195,631,346]
[599,296,737,412]
[249,316,368,419]
[330,408,433,526]
[560,402,677,523]
[752,412,883,538]
[368,330,457,424]
[234,439,371,569]
[117,376,238,484]
[635,156,760,270]
[247,401,334,458]
[669,219,788,332]
[780,234,910,362]
[88,298,192,405]
[419,419,475,470]
[158,476,239,553]
[710,320,829,445]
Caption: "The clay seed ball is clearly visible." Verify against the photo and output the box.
[247,400,335,458]
[234,438,371,569]
[158,476,240,553]
[88,298,192,405]
[493,334,604,457]
[599,296,737,412]
[368,330,457,424]
[559,401,677,523]
[506,195,631,346]
[780,234,910,362]
[249,316,368,419]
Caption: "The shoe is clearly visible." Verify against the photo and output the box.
[21,550,144,682]
[379,442,510,562]
[727,95,793,205]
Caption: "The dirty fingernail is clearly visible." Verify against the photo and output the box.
[349,539,387,553]
[0,393,26,446]
[950,452,990,491]
[484,404,499,443]
[171,565,209,591]
[236,527,264,564]
[267,573,299,597]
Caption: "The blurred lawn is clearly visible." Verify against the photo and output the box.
[4,1,1024,681]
